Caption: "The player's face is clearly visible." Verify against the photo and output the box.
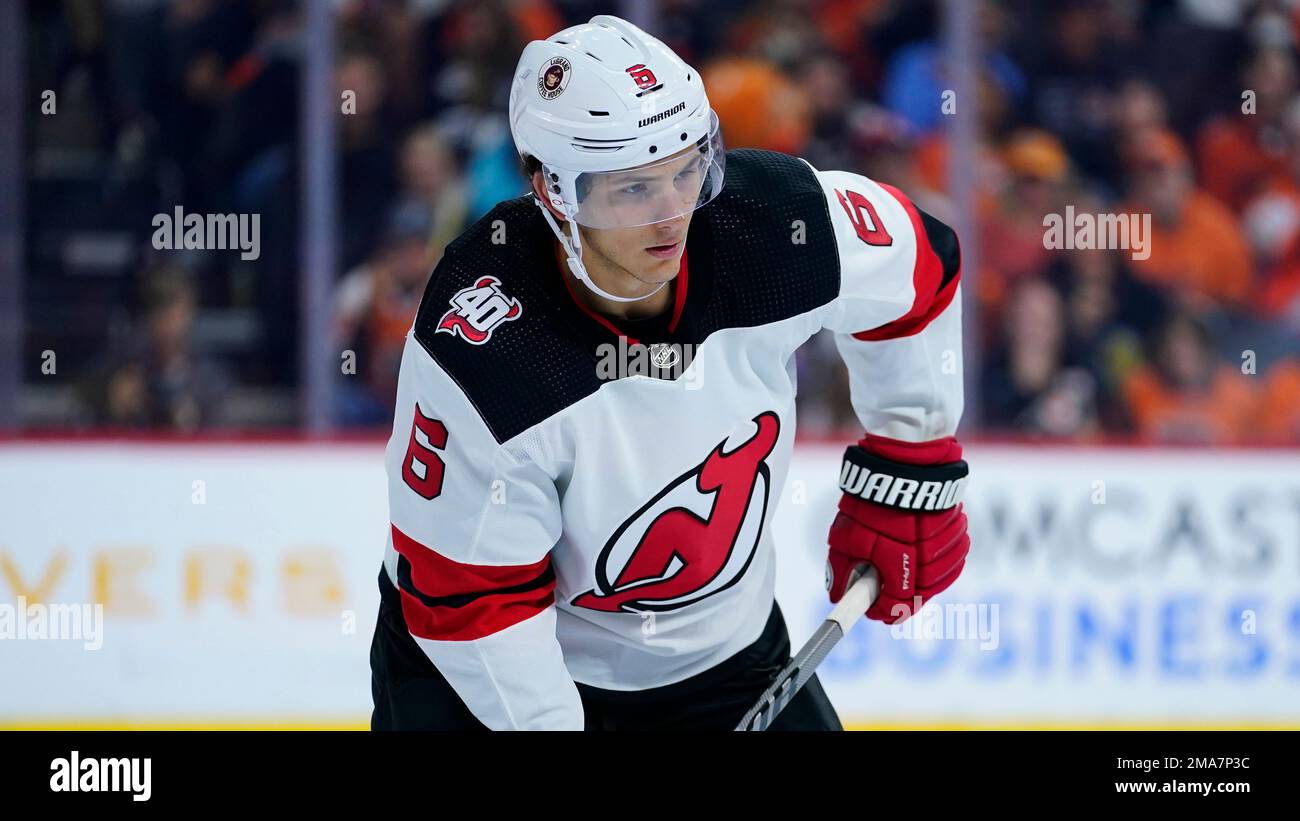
[577,147,704,284]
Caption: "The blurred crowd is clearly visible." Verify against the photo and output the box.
[21,0,1300,443]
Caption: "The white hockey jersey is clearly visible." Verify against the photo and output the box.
[380,149,963,729]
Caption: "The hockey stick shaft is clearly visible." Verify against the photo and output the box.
[734,564,880,731]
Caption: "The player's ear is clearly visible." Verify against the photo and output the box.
[530,170,567,222]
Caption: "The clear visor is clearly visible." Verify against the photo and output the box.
[552,110,726,230]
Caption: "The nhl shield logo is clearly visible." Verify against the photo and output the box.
[435,276,522,345]
[648,343,679,368]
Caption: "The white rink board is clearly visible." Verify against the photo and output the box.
[1,440,1297,726]
[776,445,1300,724]
[0,441,389,721]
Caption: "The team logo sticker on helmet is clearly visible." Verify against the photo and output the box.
[537,56,572,100]
[436,276,522,345]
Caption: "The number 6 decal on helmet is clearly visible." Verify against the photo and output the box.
[402,404,449,500]
[625,63,657,90]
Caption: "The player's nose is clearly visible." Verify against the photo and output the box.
[646,187,690,224]
[650,213,686,240]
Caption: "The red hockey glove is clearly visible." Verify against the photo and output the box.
[827,433,970,625]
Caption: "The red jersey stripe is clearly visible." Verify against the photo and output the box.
[851,183,960,342]
[391,524,556,641]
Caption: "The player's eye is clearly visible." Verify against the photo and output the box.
[620,182,648,196]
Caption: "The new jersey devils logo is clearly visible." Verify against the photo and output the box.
[570,411,781,613]
[436,275,522,345]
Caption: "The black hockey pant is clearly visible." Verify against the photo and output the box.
[370,567,842,731]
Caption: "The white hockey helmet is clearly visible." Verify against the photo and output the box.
[508,15,725,302]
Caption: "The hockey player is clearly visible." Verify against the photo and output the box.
[369,15,970,730]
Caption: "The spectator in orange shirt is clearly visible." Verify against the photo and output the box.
[980,129,1072,310]
[1253,358,1300,442]
[1122,312,1257,444]
[1124,128,1254,311]
[702,56,810,155]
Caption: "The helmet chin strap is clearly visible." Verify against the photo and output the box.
[537,199,668,304]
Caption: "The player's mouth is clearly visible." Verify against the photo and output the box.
[645,241,680,259]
